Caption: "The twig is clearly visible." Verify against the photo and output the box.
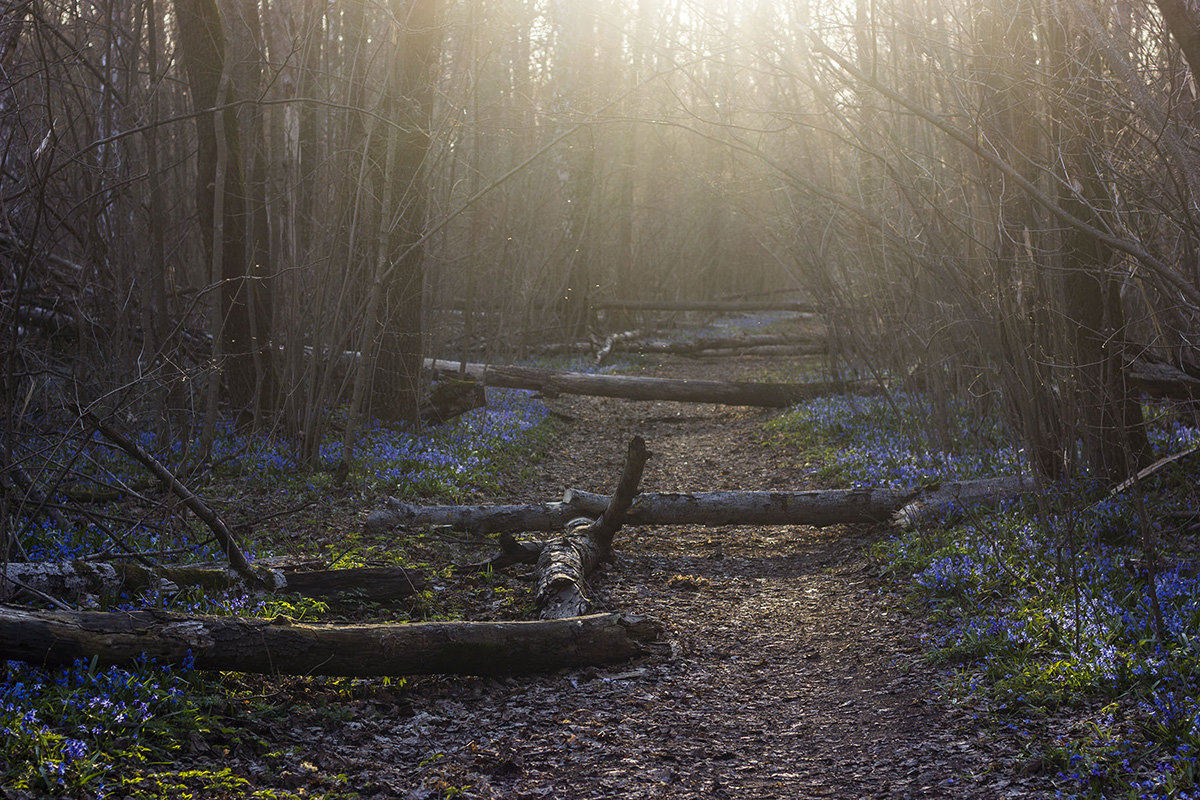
[3,576,77,612]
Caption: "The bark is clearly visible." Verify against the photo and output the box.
[593,333,825,365]
[1,562,426,605]
[535,436,649,619]
[365,498,582,535]
[419,379,487,425]
[173,0,256,408]
[370,478,1034,535]
[0,606,663,676]
[568,478,1033,527]
[621,334,826,354]
[426,360,876,407]
[371,0,442,422]
[592,300,816,313]
[1154,0,1200,81]
[1127,358,1200,402]
[535,518,604,619]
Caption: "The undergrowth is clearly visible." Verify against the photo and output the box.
[2,386,552,797]
[772,390,1200,798]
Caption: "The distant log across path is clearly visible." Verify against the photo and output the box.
[366,478,1034,535]
[591,299,816,313]
[425,360,873,407]
[0,605,662,676]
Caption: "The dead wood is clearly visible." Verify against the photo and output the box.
[370,478,1036,537]
[594,330,641,365]
[0,605,663,676]
[1,561,427,605]
[569,478,1034,528]
[1127,358,1200,401]
[365,498,582,535]
[591,299,816,313]
[426,359,876,407]
[81,411,261,586]
[535,436,650,619]
[610,333,825,356]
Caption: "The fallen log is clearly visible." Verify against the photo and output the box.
[365,498,581,535]
[536,436,649,619]
[593,333,825,365]
[0,605,663,676]
[568,478,1034,527]
[594,330,642,366]
[690,344,826,359]
[591,299,816,313]
[1128,358,1200,401]
[367,478,1035,536]
[425,359,874,407]
[614,333,824,355]
[1,561,427,605]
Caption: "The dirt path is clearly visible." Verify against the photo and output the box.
[273,355,1044,799]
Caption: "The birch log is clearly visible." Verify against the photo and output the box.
[368,478,1035,535]
[535,436,650,619]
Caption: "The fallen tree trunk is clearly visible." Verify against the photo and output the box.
[535,436,649,619]
[1128,358,1200,401]
[567,478,1034,527]
[368,478,1035,536]
[691,344,826,359]
[1,561,427,605]
[0,605,663,676]
[593,333,825,365]
[591,299,816,313]
[614,333,825,355]
[425,359,874,407]
[365,498,582,535]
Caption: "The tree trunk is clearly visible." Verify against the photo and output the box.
[592,299,816,313]
[0,606,663,676]
[173,0,256,409]
[1,562,426,605]
[566,478,1033,527]
[369,478,1035,534]
[425,360,877,407]
[535,436,649,619]
[371,0,442,423]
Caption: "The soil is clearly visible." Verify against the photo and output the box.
[209,350,1058,798]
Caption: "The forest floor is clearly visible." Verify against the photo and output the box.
[201,352,1058,799]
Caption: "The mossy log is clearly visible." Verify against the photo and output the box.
[425,359,876,407]
[0,605,663,676]
[1,562,426,605]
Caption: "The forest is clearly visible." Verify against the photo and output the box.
[4,0,1200,796]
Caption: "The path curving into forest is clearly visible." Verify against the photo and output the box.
[275,354,1048,799]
